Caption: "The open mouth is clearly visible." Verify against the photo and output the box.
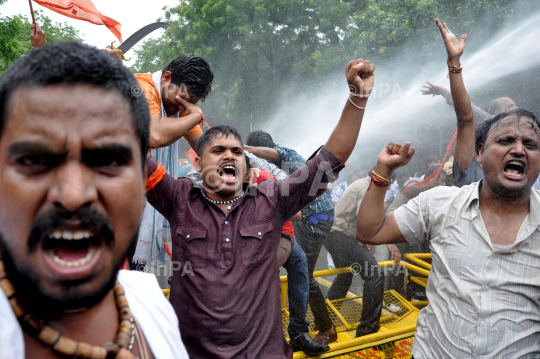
[503,160,525,179]
[219,164,237,182]
[42,229,101,270]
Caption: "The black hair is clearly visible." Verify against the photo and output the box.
[162,55,214,101]
[245,154,252,171]
[475,109,540,154]
[0,41,150,162]
[196,125,243,156]
[246,130,277,148]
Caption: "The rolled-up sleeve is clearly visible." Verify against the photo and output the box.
[275,146,344,221]
[146,155,177,221]
[393,191,431,245]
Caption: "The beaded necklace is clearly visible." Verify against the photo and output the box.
[0,258,136,359]
[202,191,245,210]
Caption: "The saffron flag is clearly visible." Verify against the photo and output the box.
[33,0,122,42]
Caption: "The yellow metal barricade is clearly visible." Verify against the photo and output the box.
[160,253,433,358]
[280,255,431,358]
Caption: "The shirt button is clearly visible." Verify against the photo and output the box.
[187,235,190,239]
[481,321,486,326]
[225,221,228,224]
[485,286,490,291]
[225,238,230,242]
[258,232,262,235]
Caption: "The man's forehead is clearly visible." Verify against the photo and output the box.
[1,84,138,154]
[6,85,132,130]
[208,134,242,147]
[489,115,540,138]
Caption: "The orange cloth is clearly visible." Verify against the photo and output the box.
[186,148,197,167]
[33,0,121,42]
[134,73,202,138]
[403,130,457,196]
[146,163,167,192]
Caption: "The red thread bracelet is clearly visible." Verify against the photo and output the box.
[368,171,392,190]
[193,111,204,125]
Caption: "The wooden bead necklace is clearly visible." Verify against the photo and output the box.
[0,258,136,359]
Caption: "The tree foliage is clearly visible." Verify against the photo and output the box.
[0,9,81,75]
[132,0,525,131]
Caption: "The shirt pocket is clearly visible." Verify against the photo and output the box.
[239,221,274,267]
[176,226,208,269]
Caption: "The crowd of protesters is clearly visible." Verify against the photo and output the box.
[0,16,539,359]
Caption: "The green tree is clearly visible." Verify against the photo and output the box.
[0,8,82,75]
[131,0,526,132]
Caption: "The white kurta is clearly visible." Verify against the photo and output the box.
[133,71,180,265]
[0,270,188,359]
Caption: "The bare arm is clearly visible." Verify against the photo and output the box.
[245,151,288,179]
[149,113,202,148]
[325,59,374,163]
[185,133,202,151]
[356,143,414,245]
[435,18,476,172]
[149,97,202,149]
[288,211,302,222]
[243,145,280,161]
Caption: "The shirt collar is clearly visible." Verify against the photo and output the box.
[465,180,540,227]
[464,181,481,213]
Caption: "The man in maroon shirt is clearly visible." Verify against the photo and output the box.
[145,57,375,358]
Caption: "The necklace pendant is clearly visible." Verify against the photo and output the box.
[227,205,232,210]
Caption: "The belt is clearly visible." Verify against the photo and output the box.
[309,214,334,225]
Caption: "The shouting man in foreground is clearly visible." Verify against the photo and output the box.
[355,22,540,357]
[0,42,188,359]
[145,57,375,358]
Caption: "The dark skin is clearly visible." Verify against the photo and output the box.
[432,19,518,172]
[0,84,150,358]
[150,71,202,149]
[194,134,247,216]
[477,116,540,245]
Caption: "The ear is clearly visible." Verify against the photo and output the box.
[195,156,202,172]
[161,71,172,85]
[477,145,484,166]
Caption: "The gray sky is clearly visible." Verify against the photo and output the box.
[1,0,176,63]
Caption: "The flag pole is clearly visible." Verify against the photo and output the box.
[28,0,36,24]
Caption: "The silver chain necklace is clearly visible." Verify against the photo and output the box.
[203,191,245,210]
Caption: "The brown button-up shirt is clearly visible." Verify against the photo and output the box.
[146,147,344,359]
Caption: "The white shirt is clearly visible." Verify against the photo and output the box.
[394,182,540,359]
[0,271,188,359]
[384,181,400,202]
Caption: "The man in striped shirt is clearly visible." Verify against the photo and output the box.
[357,107,540,359]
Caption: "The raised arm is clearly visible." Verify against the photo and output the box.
[324,59,374,163]
[422,83,491,126]
[30,22,46,48]
[145,155,177,220]
[245,150,287,179]
[243,145,280,161]
[356,143,414,245]
[149,97,202,149]
[435,18,476,172]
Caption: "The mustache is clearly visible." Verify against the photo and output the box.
[28,207,115,253]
